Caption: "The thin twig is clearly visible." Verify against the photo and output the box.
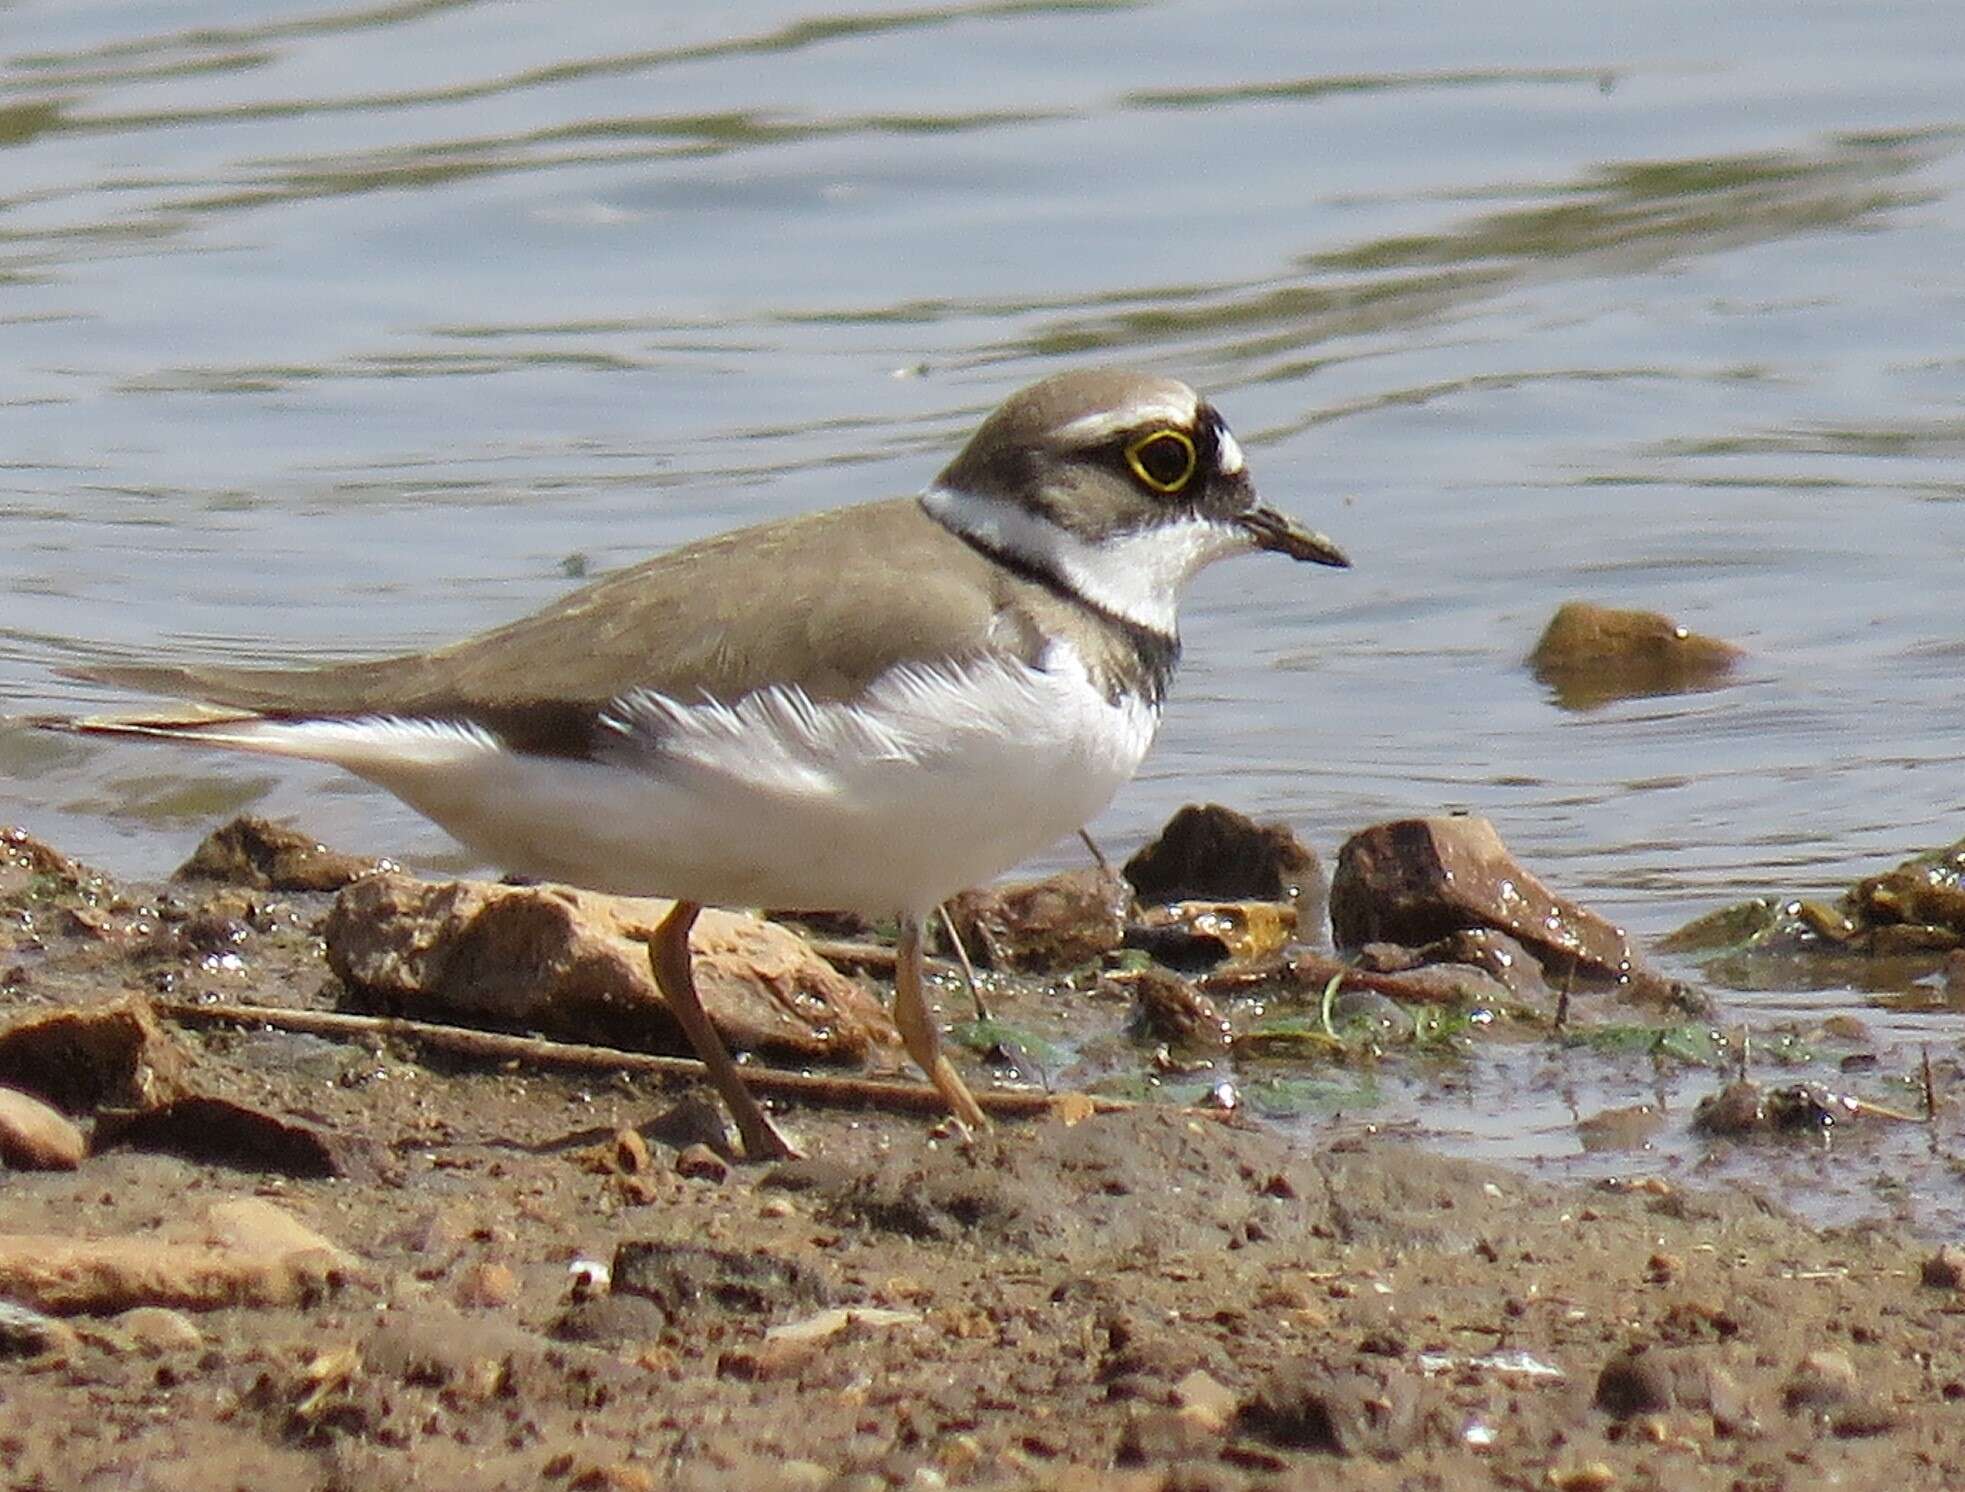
[153,998,1135,1122]
[935,902,990,1022]
[1077,827,1115,880]
[802,936,981,974]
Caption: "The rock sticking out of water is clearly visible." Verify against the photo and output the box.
[1329,815,1662,995]
[1529,599,1743,710]
[175,814,385,892]
[1665,836,1965,995]
[1124,802,1325,909]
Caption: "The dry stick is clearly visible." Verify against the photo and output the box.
[1077,827,1116,880]
[935,902,991,1022]
[152,999,1133,1122]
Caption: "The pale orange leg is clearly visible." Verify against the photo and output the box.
[892,911,990,1133]
[649,900,802,1162]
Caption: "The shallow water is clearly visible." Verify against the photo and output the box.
[3,3,1963,1215]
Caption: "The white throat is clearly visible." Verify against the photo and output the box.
[921,484,1251,636]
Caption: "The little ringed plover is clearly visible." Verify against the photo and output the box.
[43,368,1348,1160]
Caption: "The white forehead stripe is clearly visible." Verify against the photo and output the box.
[1215,426,1245,475]
[1054,389,1199,445]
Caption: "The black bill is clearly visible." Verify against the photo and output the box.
[1239,506,1350,568]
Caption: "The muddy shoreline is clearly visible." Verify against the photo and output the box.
[5,829,1965,1491]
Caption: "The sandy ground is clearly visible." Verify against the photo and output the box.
[5,846,1965,1492]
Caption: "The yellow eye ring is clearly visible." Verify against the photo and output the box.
[1124,428,1198,494]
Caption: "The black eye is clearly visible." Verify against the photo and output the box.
[1124,429,1198,494]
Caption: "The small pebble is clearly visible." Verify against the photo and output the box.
[1594,1350,1673,1418]
[116,1307,204,1355]
[1783,1349,1859,1412]
[1546,1462,1617,1491]
[676,1143,730,1183]
[458,1260,521,1309]
[567,1464,656,1492]
[1645,1251,1682,1284]
[0,1300,80,1361]
[1921,1245,1965,1290]
[613,1128,652,1175]
[1173,1367,1238,1429]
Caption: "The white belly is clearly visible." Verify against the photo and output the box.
[280,646,1157,916]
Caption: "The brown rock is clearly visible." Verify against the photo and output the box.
[1529,600,1743,709]
[0,826,103,899]
[608,1126,653,1176]
[174,814,383,891]
[1237,1359,1422,1456]
[93,1095,378,1179]
[0,1084,86,1170]
[1783,1349,1860,1413]
[610,1240,827,1323]
[325,872,894,1061]
[943,868,1129,973]
[0,992,192,1114]
[1420,928,1552,1000]
[568,1464,656,1492]
[675,1142,730,1184]
[1921,1245,1965,1289]
[202,1197,357,1271]
[457,1260,521,1309]
[0,1300,81,1360]
[1575,1104,1666,1154]
[1124,803,1324,907]
[1595,1349,1674,1417]
[113,1306,205,1354]
[1329,816,1652,990]
[0,1197,353,1315]
[1125,967,1232,1050]
[1115,1407,1222,1465]
[1173,1368,1240,1430]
